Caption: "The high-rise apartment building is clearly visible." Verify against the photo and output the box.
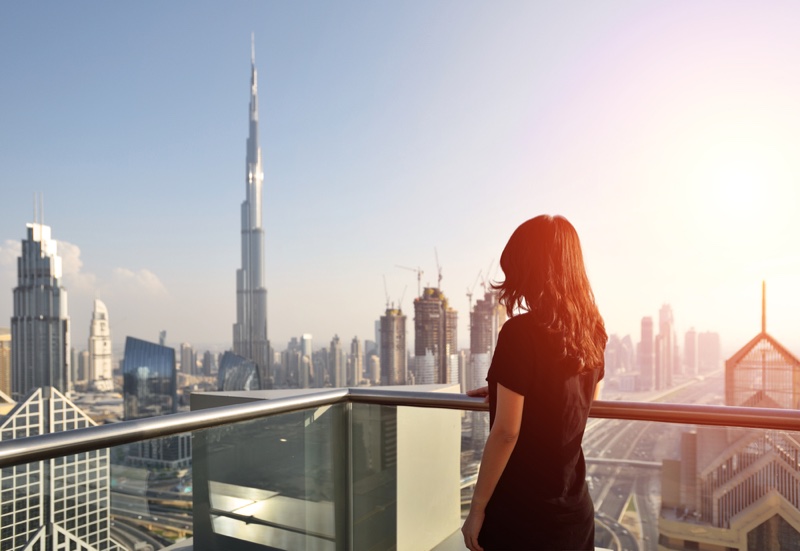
[233,38,271,386]
[414,287,458,385]
[88,299,113,391]
[0,387,118,550]
[638,316,654,391]
[180,342,195,375]
[202,350,217,376]
[11,221,70,401]
[329,335,344,387]
[349,336,363,386]
[301,334,314,387]
[380,308,407,385]
[0,328,10,397]
[657,304,675,387]
[78,350,90,385]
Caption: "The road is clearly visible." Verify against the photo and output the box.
[584,370,725,551]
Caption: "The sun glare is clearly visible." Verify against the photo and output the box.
[681,138,800,288]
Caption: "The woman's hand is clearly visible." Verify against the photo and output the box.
[467,386,489,403]
[461,508,485,551]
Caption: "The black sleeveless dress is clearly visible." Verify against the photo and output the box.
[478,313,603,551]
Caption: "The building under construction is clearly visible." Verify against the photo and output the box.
[414,287,458,385]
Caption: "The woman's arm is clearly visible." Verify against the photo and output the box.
[461,382,525,551]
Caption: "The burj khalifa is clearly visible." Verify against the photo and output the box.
[233,37,270,385]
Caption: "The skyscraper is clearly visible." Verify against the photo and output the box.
[180,342,195,375]
[329,335,344,387]
[11,221,70,401]
[380,308,407,385]
[660,283,800,548]
[0,387,118,551]
[123,337,189,468]
[0,328,10,397]
[88,299,113,391]
[233,37,270,386]
[657,304,675,388]
[638,316,654,391]
[414,287,458,385]
[683,328,698,377]
[469,291,505,447]
[349,336,363,386]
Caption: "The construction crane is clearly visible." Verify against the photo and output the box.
[398,285,408,312]
[434,247,443,288]
[480,259,495,293]
[467,270,482,311]
[396,265,424,297]
[382,275,390,310]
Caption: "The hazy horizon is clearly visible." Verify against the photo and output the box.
[3,2,800,360]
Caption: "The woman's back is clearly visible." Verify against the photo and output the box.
[481,313,602,548]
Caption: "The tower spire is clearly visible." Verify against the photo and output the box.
[251,32,255,66]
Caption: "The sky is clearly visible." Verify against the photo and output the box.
[2,1,800,359]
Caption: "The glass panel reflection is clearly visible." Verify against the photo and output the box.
[194,404,345,551]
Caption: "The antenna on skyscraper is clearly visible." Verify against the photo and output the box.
[40,193,44,227]
[434,247,442,288]
[251,32,255,65]
[762,280,766,334]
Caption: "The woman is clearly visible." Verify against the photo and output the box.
[462,215,607,551]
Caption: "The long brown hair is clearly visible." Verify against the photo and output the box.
[493,215,607,371]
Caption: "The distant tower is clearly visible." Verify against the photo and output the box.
[88,299,113,391]
[684,328,698,377]
[638,316,654,391]
[233,35,271,386]
[380,308,407,385]
[350,336,363,386]
[180,342,195,375]
[301,334,314,387]
[11,219,70,401]
[657,304,675,388]
[329,335,344,387]
[414,287,458,384]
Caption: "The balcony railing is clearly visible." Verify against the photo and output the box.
[2,387,800,551]
[4,388,800,468]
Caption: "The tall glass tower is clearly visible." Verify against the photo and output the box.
[88,299,113,391]
[233,37,270,386]
[11,221,70,401]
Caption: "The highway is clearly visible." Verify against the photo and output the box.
[584,369,725,551]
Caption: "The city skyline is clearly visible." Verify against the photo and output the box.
[3,3,800,358]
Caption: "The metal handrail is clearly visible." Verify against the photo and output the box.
[2,387,800,468]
